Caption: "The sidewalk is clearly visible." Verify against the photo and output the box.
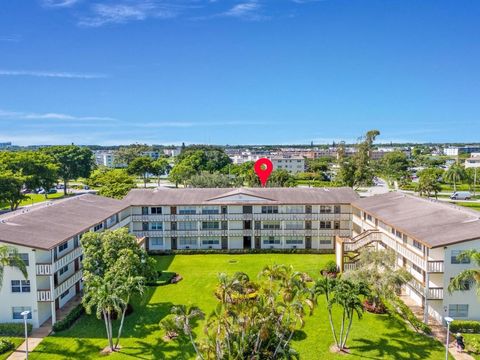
[399,295,474,360]
[7,322,51,360]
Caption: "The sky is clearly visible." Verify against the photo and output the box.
[0,0,479,146]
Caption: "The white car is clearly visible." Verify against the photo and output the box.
[450,191,472,200]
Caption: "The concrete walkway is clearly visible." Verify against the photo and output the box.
[399,295,475,360]
[7,322,52,360]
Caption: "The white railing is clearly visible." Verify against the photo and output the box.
[427,261,444,273]
[110,216,131,229]
[36,264,52,275]
[37,289,53,302]
[343,231,382,252]
[344,262,357,271]
[131,213,352,222]
[54,270,83,299]
[427,287,444,300]
[54,247,83,272]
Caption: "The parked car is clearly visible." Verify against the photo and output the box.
[56,184,65,189]
[450,191,472,200]
[48,188,57,194]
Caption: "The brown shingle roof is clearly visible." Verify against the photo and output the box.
[0,194,129,250]
[353,192,480,248]
[124,187,359,206]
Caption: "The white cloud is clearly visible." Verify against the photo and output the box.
[78,1,178,27]
[0,69,108,79]
[221,1,267,21]
[0,109,116,122]
[0,34,21,42]
[42,0,80,7]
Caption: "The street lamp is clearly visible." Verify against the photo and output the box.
[20,310,30,360]
[445,316,454,360]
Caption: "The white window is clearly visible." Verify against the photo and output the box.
[11,280,30,293]
[320,206,332,214]
[202,221,219,230]
[58,243,68,252]
[261,206,278,214]
[263,236,281,245]
[320,221,332,229]
[151,207,162,214]
[285,205,303,214]
[202,206,219,214]
[150,237,164,246]
[262,221,281,230]
[179,207,196,215]
[451,250,470,264]
[150,222,163,230]
[319,239,332,245]
[179,237,197,246]
[94,223,103,232]
[202,239,220,245]
[449,304,469,318]
[18,253,29,266]
[412,240,423,251]
[106,214,117,227]
[285,221,303,230]
[59,264,69,275]
[178,221,197,231]
[12,307,31,320]
[285,237,303,245]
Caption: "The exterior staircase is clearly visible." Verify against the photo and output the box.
[336,230,383,271]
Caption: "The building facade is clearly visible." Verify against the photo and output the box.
[125,188,357,252]
[270,156,306,174]
[336,192,480,324]
[0,195,131,328]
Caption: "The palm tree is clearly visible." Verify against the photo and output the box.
[448,250,480,297]
[444,163,466,192]
[0,245,28,289]
[170,305,205,359]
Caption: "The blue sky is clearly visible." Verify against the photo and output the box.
[0,0,479,146]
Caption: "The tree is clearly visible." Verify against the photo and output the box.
[114,144,149,167]
[18,152,58,198]
[378,151,410,186]
[416,168,443,198]
[444,163,466,192]
[343,248,412,312]
[162,266,313,359]
[269,169,296,187]
[88,169,136,199]
[0,171,26,211]
[127,156,153,188]
[81,228,153,352]
[0,245,28,290]
[177,146,231,173]
[188,171,232,188]
[42,145,95,195]
[150,158,170,186]
[169,163,196,187]
[448,250,480,299]
[314,277,369,352]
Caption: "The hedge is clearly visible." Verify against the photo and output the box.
[52,304,85,332]
[149,248,334,256]
[0,339,14,355]
[450,321,480,334]
[0,323,32,337]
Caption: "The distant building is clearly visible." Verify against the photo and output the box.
[0,142,12,149]
[444,146,480,156]
[465,153,480,168]
[163,147,182,157]
[94,150,118,168]
[270,156,305,174]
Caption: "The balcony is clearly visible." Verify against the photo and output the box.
[408,279,444,300]
[36,264,52,275]
[54,246,83,272]
[427,287,444,300]
[54,270,83,299]
[132,213,352,222]
[427,261,444,273]
[37,289,53,302]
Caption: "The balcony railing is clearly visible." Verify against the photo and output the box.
[132,213,351,222]
[54,246,82,272]
[54,270,83,299]
[427,261,444,273]
[36,264,52,275]
[427,287,444,300]
[37,289,53,302]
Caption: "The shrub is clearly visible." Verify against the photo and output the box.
[0,338,14,355]
[0,323,32,337]
[387,297,432,335]
[323,260,338,274]
[52,304,85,332]
[450,321,480,334]
[146,271,176,286]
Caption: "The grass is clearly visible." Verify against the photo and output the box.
[0,337,24,360]
[0,193,65,210]
[31,254,450,359]
[464,334,480,360]
[453,202,480,211]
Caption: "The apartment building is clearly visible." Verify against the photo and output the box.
[465,153,480,169]
[270,156,306,174]
[125,187,357,252]
[336,192,480,323]
[0,195,131,328]
[444,146,480,156]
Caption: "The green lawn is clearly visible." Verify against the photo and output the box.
[0,337,24,360]
[0,193,65,210]
[454,202,480,211]
[464,334,480,360]
[31,254,450,359]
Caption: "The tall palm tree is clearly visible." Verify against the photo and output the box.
[448,250,480,298]
[444,163,466,192]
[0,245,28,289]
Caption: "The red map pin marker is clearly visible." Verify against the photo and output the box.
[254,158,273,187]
